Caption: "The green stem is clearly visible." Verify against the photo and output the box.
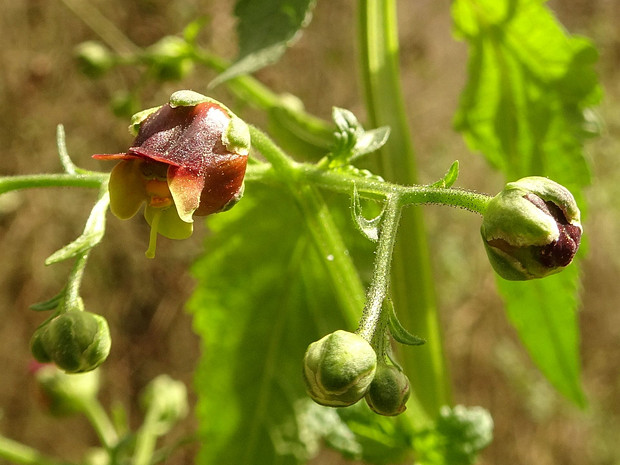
[296,163,491,214]
[357,195,402,341]
[0,434,72,465]
[63,252,89,309]
[80,398,119,450]
[132,405,162,465]
[0,173,109,195]
[359,0,450,420]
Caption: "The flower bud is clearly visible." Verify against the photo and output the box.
[145,36,193,81]
[30,312,111,373]
[303,330,377,407]
[364,363,410,416]
[31,362,100,416]
[140,375,188,434]
[74,41,115,78]
[481,176,582,280]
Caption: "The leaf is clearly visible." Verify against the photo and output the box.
[453,0,600,182]
[351,186,384,242]
[387,300,426,347]
[45,191,109,265]
[29,290,65,312]
[452,0,600,405]
[188,184,354,465]
[210,0,316,87]
[497,263,586,406]
[329,107,390,167]
[429,161,459,189]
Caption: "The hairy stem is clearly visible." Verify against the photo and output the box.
[0,173,108,195]
[357,194,402,341]
[359,0,451,420]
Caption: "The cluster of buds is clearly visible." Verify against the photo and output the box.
[303,330,410,416]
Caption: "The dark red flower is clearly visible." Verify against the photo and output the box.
[93,91,250,257]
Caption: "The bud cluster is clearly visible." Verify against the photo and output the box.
[302,330,410,415]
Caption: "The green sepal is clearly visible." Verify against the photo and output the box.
[129,106,162,136]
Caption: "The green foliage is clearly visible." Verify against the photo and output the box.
[414,406,494,465]
[188,184,362,464]
[452,0,600,405]
[210,0,317,87]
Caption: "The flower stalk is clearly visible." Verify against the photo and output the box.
[356,194,402,342]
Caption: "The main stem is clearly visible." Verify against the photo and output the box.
[359,0,451,419]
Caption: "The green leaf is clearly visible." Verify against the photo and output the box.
[452,0,600,182]
[351,186,384,242]
[497,264,586,406]
[452,0,599,405]
[29,290,65,312]
[387,301,426,347]
[188,184,354,465]
[210,0,316,87]
[335,402,413,465]
[328,108,390,167]
[429,161,459,189]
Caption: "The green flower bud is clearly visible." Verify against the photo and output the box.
[30,312,111,373]
[32,363,100,416]
[481,176,582,280]
[74,41,115,78]
[145,36,194,81]
[140,375,188,435]
[303,330,377,407]
[364,363,410,416]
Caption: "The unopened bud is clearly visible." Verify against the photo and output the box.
[364,363,410,416]
[303,330,377,407]
[481,176,582,280]
[30,312,111,373]
[140,375,188,434]
[74,41,115,78]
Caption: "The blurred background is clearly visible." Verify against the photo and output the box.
[0,0,619,464]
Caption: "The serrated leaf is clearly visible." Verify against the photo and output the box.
[452,0,599,405]
[430,161,459,188]
[452,0,600,182]
[210,0,316,87]
[497,263,586,406]
[45,191,109,265]
[188,184,355,465]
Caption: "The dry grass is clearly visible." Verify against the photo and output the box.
[0,0,619,464]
